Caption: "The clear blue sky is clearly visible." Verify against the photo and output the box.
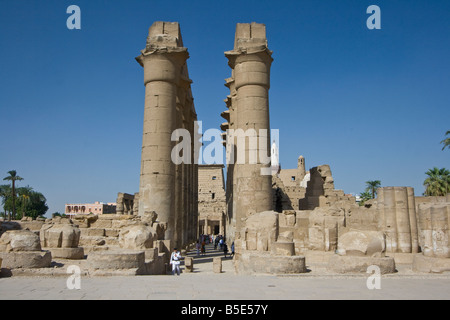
[0,0,449,216]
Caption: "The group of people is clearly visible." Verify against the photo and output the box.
[196,234,235,258]
[170,234,236,276]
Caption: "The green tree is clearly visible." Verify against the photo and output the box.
[15,186,48,219]
[441,130,450,151]
[52,212,66,218]
[17,186,33,219]
[27,191,48,219]
[423,167,450,196]
[358,191,373,206]
[3,171,24,220]
[365,180,381,199]
[0,184,12,219]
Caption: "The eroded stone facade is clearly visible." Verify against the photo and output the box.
[198,165,226,235]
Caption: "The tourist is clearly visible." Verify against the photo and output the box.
[170,248,181,276]
[223,242,229,258]
[231,242,235,258]
[201,239,206,256]
[214,236,219,250]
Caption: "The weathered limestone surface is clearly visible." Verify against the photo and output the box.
[40,222,80,248]
[198,165,226,235]
[19,216,45,232]
[0,251,52,269]
[299,165,355,210]
[417,202,450,258]
[71,213,98,228]
[235,252,306,275]
[308,205,345,252]
[213,257,222,273]
[413,199,450,273]
[0,230,41,252]
[328,255,396,274]
[184,256,193,272]
[235,210,307,274]
[118,224,156,250]
[238,211,278,253]
[0,230,52,269]
[271,241,295,256]
[87,250,146,275]
[40,218,84,259]
[273,175,306,212]
[116,193,136,215]
[413,254,450,273]
[337,231,386,257]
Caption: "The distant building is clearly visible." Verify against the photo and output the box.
[198,164,227,236]
[65,201,116,217]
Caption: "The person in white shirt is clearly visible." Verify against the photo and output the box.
[170,248,181,276]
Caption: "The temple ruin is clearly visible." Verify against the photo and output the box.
[0,21,449,278]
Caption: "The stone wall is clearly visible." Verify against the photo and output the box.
[116,193,137,215]
[413,195,450,273]
[272,160,356,214]
[198,165,226,235]
[272,175,306,212]
[234,210,306,274]
[299,165,356,210]
[417,202,450,258]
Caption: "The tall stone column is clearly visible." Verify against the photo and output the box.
[136,22,189,244]
[190,109,198,243]
[407,187,419,253]
[223,77,236,242]
[225,23,273,233]
[174,101,184,248]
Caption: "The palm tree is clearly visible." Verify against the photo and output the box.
[3,170,24,220]
[441,130,450,151]
[365,180,381,199]
[358,191,373,206]
[424,167,450,196]
[17,186,33,218]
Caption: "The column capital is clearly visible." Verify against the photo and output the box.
[136,49,189,86]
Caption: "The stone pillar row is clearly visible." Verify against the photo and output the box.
[224,23,273,238]
[136,21,198,249]
[377,187,419,253]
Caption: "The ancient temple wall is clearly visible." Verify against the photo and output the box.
[418,202,450,258]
